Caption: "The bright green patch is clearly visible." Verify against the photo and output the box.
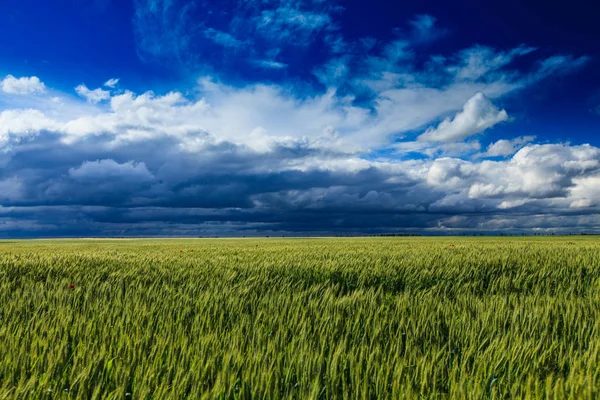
[1,237,599,398]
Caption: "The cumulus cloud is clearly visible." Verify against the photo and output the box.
[0,109,59,152]
[418,92,509,142]
[1,75,46,95]
[0,109,58,137]
[479,136,536,158]
[75,84,111,104]
[47,80,372,154]
[568,175,600,208]
[466,144,600,202]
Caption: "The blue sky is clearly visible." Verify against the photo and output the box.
[1,0,600,236]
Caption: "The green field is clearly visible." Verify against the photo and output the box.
[1,237,600,399]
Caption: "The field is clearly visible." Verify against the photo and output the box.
[1,237,600,399]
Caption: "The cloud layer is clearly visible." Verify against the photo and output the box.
[0,8,597,236]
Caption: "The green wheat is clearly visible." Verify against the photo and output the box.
[0,237,599,399]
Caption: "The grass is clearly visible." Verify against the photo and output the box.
[1,237,599,399]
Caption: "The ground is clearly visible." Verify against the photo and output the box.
[1,237,599,398]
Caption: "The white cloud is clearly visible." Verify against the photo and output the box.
[0,42,587,160]
[1,75,46,95]
[341,41,576,147]
[253,59,288,69]
[104,78,119,88]
[0,109,60,150]
[47,80,372,155]
[426,158,475,187]
[468,183,504,199]
[568,175,600,208]
[418,92,509,142]
[448,45,537,81]
[498,199,528,209]
[479,136,536,158]
[466,144,600,202]
[75,84,111,104]
[204,28,246,48]
[570,198,592,208]
[393,142,600,217]
[0,49,587,162]
[7,74,519,154]
[254,6,333,44]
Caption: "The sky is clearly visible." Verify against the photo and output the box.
[1,0,600,237]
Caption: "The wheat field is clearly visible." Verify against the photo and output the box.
[1,237,599,399]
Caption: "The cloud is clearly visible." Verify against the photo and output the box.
[104,78,119,88]
[69,159,154,182]
[328,40,588,148]
[3,140,600,236]
[132,0,343,74]
[0,13,595,236]
[570,198,592,208]
[75,84,111,104]
[0,109,58,137]
[568,175,600,208]
[0,40,587,158]
[535,55,590,79]
[395,140,481,159]
[133,0,199,67]
[204,28,246,48]
[409,14,447,43]
[252,5,334,45]
[448,45,537,81]
[42,79,371,155]
[418,92,509,142]
[466,144,600,201]
[313,57,349,86]
[253,59,288,69]
[0,109,59,153]
[479,136,536,158]
[40,160,158,207]
[1,75,46,95]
